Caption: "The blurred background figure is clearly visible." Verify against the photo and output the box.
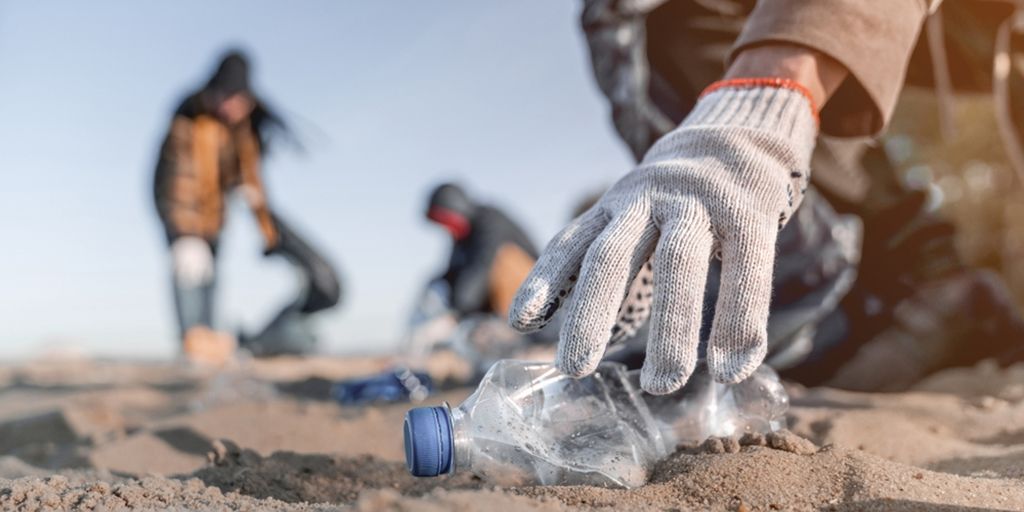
[153,50,340,365]
[426,183,537,321]
[413,183,551,373]
[332,183,547,405]
[416,183,550,371]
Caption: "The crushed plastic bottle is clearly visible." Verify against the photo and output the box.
[403,360,787,488]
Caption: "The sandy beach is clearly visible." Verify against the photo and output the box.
[0,354,1022,511]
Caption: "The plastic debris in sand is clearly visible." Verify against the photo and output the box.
[403,360,788,487]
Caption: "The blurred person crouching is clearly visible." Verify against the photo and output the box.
[153,50,340,366]
[413,183,551,376]
[427,183,537,320]
[331,183,545,405]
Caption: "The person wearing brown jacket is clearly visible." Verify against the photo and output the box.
[509,0,1024,393]
[154,51,340,365]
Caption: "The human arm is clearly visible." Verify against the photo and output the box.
[509,1,933,393]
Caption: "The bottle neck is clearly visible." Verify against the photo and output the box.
[449,405,472,474]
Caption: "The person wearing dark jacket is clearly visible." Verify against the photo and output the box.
[426,183,538,320]
[153,50,340,365]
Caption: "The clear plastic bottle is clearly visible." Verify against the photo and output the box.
[403,360,787,488]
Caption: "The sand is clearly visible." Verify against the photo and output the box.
[0,355,1022,511]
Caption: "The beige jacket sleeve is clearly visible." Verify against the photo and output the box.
[731,0,932,137]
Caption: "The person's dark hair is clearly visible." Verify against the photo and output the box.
[176,49,293,152]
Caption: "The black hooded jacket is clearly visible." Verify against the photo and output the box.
[429,184,538,316]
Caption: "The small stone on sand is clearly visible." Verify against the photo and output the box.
[739,432,766,447]
[765,430,817,455]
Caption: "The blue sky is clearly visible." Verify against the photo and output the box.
[0,1,634,358]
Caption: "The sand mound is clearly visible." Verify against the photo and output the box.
[526,441,1023,511]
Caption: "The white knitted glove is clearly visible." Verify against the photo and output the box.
[171,236,215,288]
[510,82,818,394]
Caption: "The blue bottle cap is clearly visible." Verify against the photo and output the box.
[403,406,454,477]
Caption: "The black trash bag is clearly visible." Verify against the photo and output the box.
[240,214,341,356]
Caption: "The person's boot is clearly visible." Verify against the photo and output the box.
[826,269,1024,391]
[183,326,237,367]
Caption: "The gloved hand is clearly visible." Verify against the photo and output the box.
[509,81,818,394]
[171,236,215,288]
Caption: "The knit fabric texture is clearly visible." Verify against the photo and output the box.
[509,85,817,394]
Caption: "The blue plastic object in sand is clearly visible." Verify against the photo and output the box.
[332,367,433,405]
